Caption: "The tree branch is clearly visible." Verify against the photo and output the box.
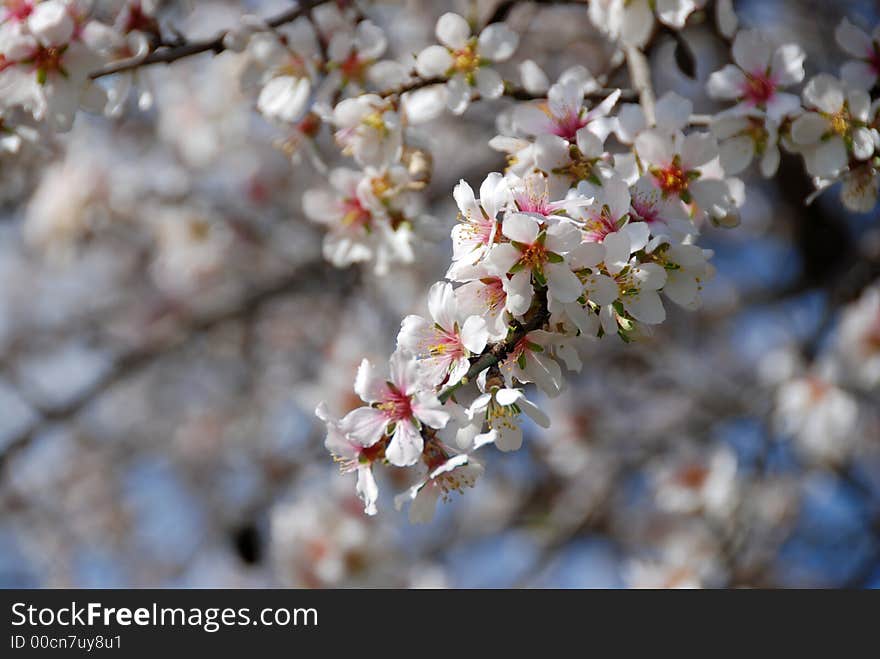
[624,45,655,126]
[485,0,589,27]
[89,0,329,79]
[438,289,550,403]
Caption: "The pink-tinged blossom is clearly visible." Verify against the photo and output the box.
[636,128,740,226]
[627,175,695,239]
[450,263,510,341]
[707,29,804,122]
[338,351,450,467]
[514,81,620,143]
[394,453,482,523]
[317,402,382,516]
[508,171,592,225]
[573,176,631,243]
[302,167,414,274]
[397,281,490,387]
[448,172,511,275]
[485,213,583,314]
[0,1,106,132]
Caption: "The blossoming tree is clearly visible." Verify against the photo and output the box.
[0,0,878,587]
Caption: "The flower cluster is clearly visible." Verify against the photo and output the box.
[312,6,880,524]
[317,58,745,520]
[707,20,880,211]
[2,1,878,530]
[0,0,161,131]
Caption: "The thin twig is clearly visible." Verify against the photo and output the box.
[89,0,328,79]
[624,45,655,126]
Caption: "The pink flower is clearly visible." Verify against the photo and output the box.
[339,351,450,467]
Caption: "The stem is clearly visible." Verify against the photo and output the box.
[381,75,635,103]
[438,289,550,403]
[624,45,655,126]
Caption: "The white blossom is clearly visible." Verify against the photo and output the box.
[415,12,519,115]
[336,351,450,467]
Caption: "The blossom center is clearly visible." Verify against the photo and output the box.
[361,110,388,133]
[121,3,158,34]
[543,102,588,140]
[553,144,599,183]
[340,52,369,83]
[631,197,659,224]
[583,206,619,240]
[379,385,414,422]
[480,277,506,310]
[341,197,372,229]
[828,108,851,136]
[428,328,464,359]
[676,464,710,489]
[30,45,68,83]
[515,189,550,215]
[370,172,393,199]
[458,213,496,246]
[651,157,691,198]
[451,42,480,75]
[278,55,308,79]
[517,241,548,269]
[742,71,775,105]
[805,376,830,402]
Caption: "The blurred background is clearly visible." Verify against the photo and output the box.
[1,0,879,588]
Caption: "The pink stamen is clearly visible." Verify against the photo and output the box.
[481,277,506,311]
[382,385,414,422]
[551,111,589,141]
[515,190,551,216]
[631,197,659,225]
[582,211,618,242]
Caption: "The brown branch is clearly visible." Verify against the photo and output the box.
[382,74,635,103]
[438,288,550,403]
[0,259,352,473]
[89,0,328,79]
